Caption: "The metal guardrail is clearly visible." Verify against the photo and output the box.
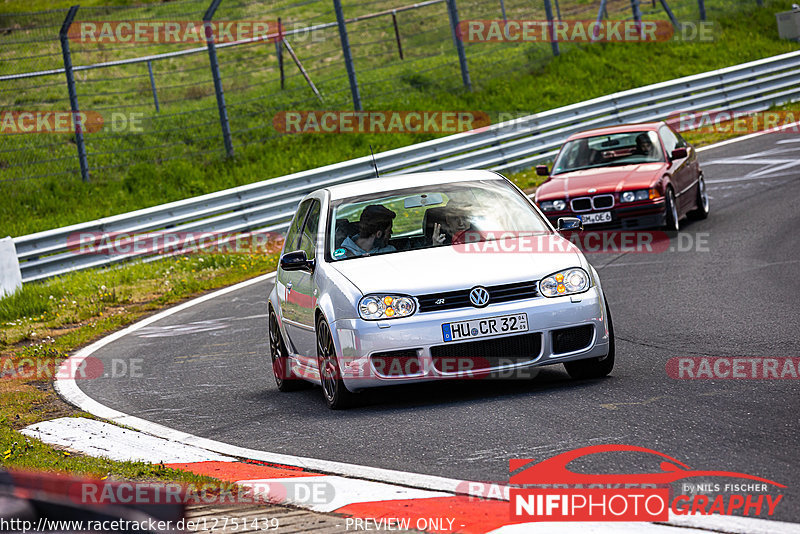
[13,50,800,283]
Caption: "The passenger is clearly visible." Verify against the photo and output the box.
[340,204,397,257]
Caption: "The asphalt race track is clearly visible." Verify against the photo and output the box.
[75,133,800,522]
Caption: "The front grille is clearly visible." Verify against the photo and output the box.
[417,280,538,312]
[371,349,422,376]
[430,333,542,372]
[593,194,614,209]
[552,325,595,354]
[571,198,592,212]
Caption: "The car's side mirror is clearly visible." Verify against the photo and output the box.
[280,250,314,272]
[671,147,688,160]
[557,217,583,231]
[535,165,550,176]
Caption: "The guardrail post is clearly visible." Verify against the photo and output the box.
[333,0,362,111]
[204,0,234,158]
[59,5,90,183]
[544,0,560,56]
[698,0,706,20]
[446,0,472,91]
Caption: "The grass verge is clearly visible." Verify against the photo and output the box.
[1,251,277,484]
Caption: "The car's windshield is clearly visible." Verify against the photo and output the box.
[551,130,663,175]
[328,179,550,260]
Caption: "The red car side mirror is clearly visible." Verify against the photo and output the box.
[671,147,688,160]
[535,165,550,176]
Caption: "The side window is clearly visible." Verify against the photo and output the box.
[673,128,688,148]
[298,200,321,260]
[284,200,311,253]
[659,126,679,155]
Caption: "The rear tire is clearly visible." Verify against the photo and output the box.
[316,317,356,409]
[269,309,308,392]
[564,297,615,379]
[688,177,709,220]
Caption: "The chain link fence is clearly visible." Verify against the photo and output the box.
[0,0,766,188]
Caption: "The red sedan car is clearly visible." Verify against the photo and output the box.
[534,122,709,230]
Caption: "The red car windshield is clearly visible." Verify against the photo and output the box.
[552,131,664,175]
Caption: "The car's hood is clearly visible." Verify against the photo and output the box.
[537,163,666,199]
[328,235,585,295]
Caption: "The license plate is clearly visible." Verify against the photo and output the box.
[442,313,528,342]
[581,211,612,225]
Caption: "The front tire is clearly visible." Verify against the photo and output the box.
[316,317,356,409]
[564,297,615,379]
[688,177,709,220]
[663,187,680,232]
[269,309,308,392]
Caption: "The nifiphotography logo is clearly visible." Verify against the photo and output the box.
[509,444,785,522]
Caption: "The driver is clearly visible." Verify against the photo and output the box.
[635,133,657,158]
[432,203,481,246]
[341,204,396,257]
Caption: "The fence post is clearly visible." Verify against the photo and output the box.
[630,0,642,25]
[391,10,404,60]
[593,0,608,40]
[147,60,160,112]
[658,0,679,28]
[698,0,706,20]
[204,0,234,158]
[59,5,89,183]
[333,0,362,111]
[446,0,471,91]
[630,0,643,39]
[276,18,285,90]
[544,0,560,56]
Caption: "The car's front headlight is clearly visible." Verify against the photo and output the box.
[359,295,416,320]
[539,199,567,212]
[620,188,661,202]
[539,268,591,297]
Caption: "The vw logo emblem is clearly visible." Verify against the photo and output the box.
[469,286,490,308]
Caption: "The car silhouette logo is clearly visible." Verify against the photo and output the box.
[469,287,490,308]
[509,444,785,487]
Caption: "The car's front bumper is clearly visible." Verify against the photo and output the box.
[545,198,667,230]
[329,287,610,391]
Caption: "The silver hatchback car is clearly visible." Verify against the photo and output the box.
[268,170,614,408]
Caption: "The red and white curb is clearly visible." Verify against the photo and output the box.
[16,416,800,534]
